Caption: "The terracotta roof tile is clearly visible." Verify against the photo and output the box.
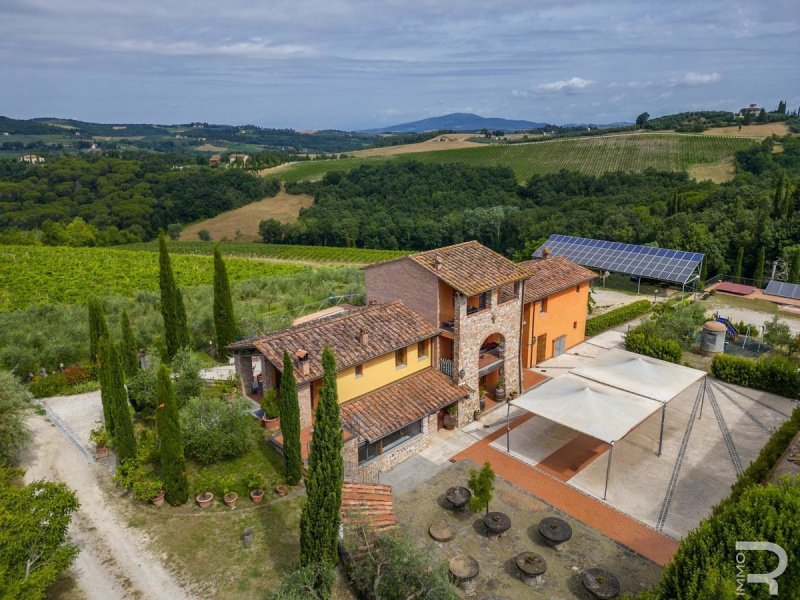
[517,257,597,304]
[341,483,397,534]
[340,368,469,442]
[233,301,437,384]
[409,241,529,296]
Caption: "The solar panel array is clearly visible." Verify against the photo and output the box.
[532,234,704,285]
[765,280,800,300]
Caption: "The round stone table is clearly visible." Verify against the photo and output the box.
[483,511,511,538]
[538,517,572,551]
[581,568,621,599]
[449,555,479,591]
[428,520,455,542]
[445,486,471,510]
[514,551,547,586]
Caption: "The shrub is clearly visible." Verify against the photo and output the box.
[585,300,651,336]
[268,563,335,600]
[624,329,683,363]
[0,370,33,465]
[132,477,163,502]
[181,396,257,465]
[711,354,800,399]
[171,349,204,407]
[127,354,161,412]
[62,365,92,386]
[260,388,279,419]
[28,372,69,398]
[343,529,459,600]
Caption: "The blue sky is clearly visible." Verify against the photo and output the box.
[1,0,798,130]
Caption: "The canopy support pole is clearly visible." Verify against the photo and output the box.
[637,277,641,294]
[505,400,511,453]
[603,442,614,501]
[658,403,666,456]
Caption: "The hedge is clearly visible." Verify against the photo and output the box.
[585,300,652,337]
[624,329,682,363]
[711,353,800,399]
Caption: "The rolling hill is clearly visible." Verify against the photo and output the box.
[362,112,547,133]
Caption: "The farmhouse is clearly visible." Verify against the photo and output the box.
[229,240,595,476]
[228,152,250,163]
[19,154,45,163]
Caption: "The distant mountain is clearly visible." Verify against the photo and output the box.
[362,113,547,133]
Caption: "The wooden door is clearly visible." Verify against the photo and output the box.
[536,333,547,364]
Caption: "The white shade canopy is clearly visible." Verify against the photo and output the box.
[571,348,705,404]
[511,374,663,444]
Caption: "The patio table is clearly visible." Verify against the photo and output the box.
[483,511,511,538]
[514,551,547,586]
[538,516,572,551]
[445,486,471,510]
[582,567,620,599]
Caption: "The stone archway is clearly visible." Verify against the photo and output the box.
[477,333,506,410]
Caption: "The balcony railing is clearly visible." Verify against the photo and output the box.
[439,357,454,378]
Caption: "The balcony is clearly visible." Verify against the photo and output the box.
[478,346,504,377]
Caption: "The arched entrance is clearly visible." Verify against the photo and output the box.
[477,333,505,412]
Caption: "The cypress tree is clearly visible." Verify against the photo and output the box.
[159,233,190,358]
[753,247,766,288]
[733,247,744,283]
[279,350,302,485]
[120,309,139,377]
[156,364,189,505]
[212,246,237,359]
[300,346,343,578]
[97,336,114,434]
[100,337,136,462]
[88,298,109,364]
[791,251,800,284]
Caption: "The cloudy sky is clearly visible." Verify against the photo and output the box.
[2,0,798,129]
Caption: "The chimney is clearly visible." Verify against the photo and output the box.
[541,247,551,259]
[358,328,369,346]
[295,349,310,377]
[434,255,443,270]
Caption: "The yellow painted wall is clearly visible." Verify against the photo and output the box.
[524,283,589,367]
[334,338,433,403]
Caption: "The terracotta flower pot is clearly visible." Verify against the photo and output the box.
[250,489,264,504]
[275,484,288,497]
[263,417,280,432]
[224,492,239,508]
[443,413,457,430]
[96,445,108,458]
[196,492,214,509]
[152,490,166,507]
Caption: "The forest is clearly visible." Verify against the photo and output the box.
[0,153,278,243]
[260,136,800,279]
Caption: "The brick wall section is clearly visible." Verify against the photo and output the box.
[453,287,522,427]
[297,383,313,428]
[365,259,440,328]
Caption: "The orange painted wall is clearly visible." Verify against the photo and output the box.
[522,283,589,367]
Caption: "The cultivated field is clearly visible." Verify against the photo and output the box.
[122,241,408,265]
[349,132,480,157]
[688,157,736,183]
[180,190,314,241]
[0,245,304,308]
[274,133,756,183]
[702,122,790,138]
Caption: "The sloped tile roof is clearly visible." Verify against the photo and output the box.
[341,483,397,533]
[409,240,529,296]
[340,368,469,442]
[517,256,597,303]
[231,301,437,384]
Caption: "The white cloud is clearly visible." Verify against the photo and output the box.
[535,77,595,92]
[677,72,721,86]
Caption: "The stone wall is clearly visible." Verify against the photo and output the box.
[356,416,431,477]
[233,352,254,396]
[452,286,522,427]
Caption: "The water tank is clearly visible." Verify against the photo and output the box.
[700,321,727,355]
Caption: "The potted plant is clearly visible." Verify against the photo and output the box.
[90,426,110,458]
[443,405,458,430]
[220,475,238,508]
[260,389,280,431]
[274,483,288,497]
[195,471,215,509]
[495,377,506,401]
[246,469,264,504]
[132,478,165,507]
[473,408,482,421]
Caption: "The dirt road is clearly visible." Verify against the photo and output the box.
[21,412,191,600]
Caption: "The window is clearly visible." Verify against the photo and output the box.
[573,321,578,329]
[354,364,363,378]
[358,420,422,464]
[540,297,548,313]
[417,340,428,359]
[395,347,407,368]
[576,284,581,293]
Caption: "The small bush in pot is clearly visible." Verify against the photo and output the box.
[194,471,215,508]
[220,474,238,508]
[246,469,265,504]
[133,478,165,506]
[90,426,110,457]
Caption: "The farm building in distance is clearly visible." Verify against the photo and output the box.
[229,240,596,478]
